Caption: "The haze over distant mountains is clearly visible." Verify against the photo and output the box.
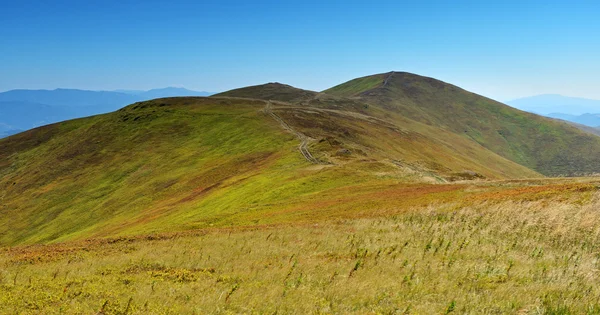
[507,94,600,128]
[0,87,213,137]
[507,94,600,115]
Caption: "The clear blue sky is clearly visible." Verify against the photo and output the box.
[1,0,599,101]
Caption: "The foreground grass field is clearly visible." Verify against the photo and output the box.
[3,179,600,314]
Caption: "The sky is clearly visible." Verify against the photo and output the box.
[1,0,599,101]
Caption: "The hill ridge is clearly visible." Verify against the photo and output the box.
[325,71,600,176]
[0,91,542,244]
[13,70,600,246]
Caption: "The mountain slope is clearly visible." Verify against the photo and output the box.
[215,83,539,177]
[0,97,302,245]
[325,71,600,176]
[555,119,600,137]
[0,93,539,245]
[215,83,317,103]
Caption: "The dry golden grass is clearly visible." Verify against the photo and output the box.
[3,186,600,314]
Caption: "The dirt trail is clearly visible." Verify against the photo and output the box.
[284,106,401,130]
[264,101,320,164]
[383,71,395,87]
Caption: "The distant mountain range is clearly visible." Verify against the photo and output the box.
[507,94,600,116]
[507,94,600,128]
[0,88,212,137]
[545,113,600,128]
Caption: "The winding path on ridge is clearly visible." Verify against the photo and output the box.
[264,101,321,164]
[383,71,394,87]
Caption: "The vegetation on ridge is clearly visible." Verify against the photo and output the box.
[214,82,317,103]
[0,91,540,246]
[326,71,600,176]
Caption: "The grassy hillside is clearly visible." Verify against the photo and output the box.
[217,83,541,180]
[269,100,539,180]
[1,97,330,245]
[0,95,539,246]
[0,98,289,244]
[214,83,317,103]
[3,179,600,313]
[325,72,600,176]
[553,118,600,137]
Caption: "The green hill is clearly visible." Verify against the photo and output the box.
[214,82,317,103]
[0,98,303,244]
[325,71,600,176]
[9,71,600,246]
[0,91,540,245]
